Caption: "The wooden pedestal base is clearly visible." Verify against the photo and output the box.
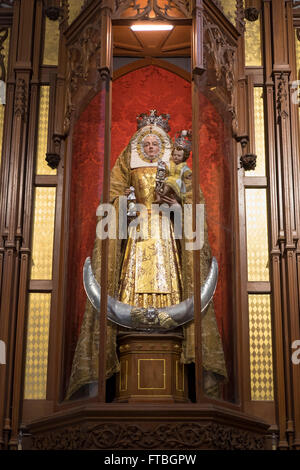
[115,333,188,403]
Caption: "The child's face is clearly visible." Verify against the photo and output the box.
[172,149,185,164]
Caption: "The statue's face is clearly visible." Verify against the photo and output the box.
[143,135,160,157]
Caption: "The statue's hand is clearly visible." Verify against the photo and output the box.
[153,191,163,204]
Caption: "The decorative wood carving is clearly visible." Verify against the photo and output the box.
[44,0,61,21]
[112,0,151,20]
[203,16,236,95]
[112,0,192,20]
[91,422,265,450]
[275,72,289,121]
[244,7,259,22]
[64,19,101,134]
[31,422,265,450]
[203,13,237,133]
[153,0,192,20]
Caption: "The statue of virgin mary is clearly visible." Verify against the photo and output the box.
[66,110,227,400]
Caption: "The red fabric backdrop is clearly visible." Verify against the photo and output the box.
[65,65,234,393]
[65,90,105,384]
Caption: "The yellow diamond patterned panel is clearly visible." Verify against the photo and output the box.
[69,0,85,24]
[249,294,274,401]
[43,17,59,66]
[24,293,51,399]
[0,28,10,168]
[245,17,262,66]
[36,86,56,175]
[30,187,56,280]
[248,87,266,176]
[245,189,269,282]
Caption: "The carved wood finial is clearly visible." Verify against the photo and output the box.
[64,15,101,135]
[46,152,61,169]
[240,153,257,171]
[44,0,61,21]
[244,0,260,21]
[203,15,236,96]
[244,7,259,21]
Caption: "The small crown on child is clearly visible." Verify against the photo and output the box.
[136,110,170,133]
[174,130,192,154]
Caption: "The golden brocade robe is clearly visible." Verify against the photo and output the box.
[119,167,182,308]
[66,145,227,400]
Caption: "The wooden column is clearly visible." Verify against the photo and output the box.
[265,0,300,449]
[0,0,19,451]
[235,7,248,413]
[192,0,204,402]
[261,0,286,446]
[51,0,68,407]
[9,0,45,450]
[286,0,300,449]
[97,0,112,403]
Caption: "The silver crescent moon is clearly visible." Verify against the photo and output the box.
[83,256,218,331]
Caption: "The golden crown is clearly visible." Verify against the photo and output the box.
[174,130,192,154]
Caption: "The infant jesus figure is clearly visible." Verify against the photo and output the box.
[155,130,192,205]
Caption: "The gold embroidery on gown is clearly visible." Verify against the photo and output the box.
[119,168,182,308]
